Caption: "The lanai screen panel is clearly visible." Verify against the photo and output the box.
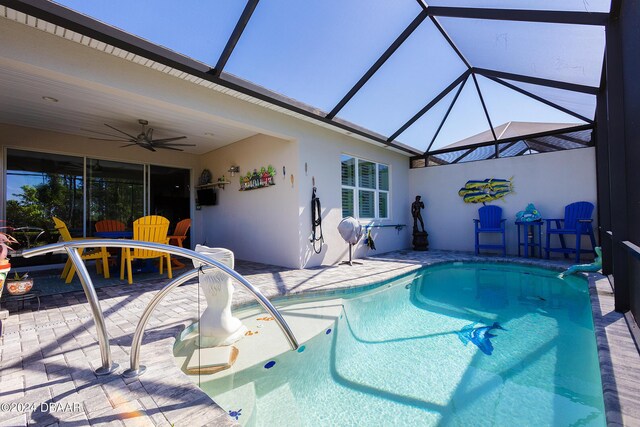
[458,145,496,163]
[41,1,606,157]
[498,141,530,157]
[476,75,586,130]
[225,0,421,112]
[337,19,467,138]
[438,17,605,88]
[501,79,597,120]
[426,0,611,12]
[54,0,247,66]
[395,82,462,152]
[429,79,492,151]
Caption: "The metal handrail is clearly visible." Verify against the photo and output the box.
[23,240,299,377]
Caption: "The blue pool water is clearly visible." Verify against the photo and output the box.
[202,263,605,426]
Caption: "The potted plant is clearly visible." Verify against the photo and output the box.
[267,165,276,185]
[0,232,18,300]
[6,272,33,296]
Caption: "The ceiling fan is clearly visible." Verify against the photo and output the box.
[88,119,195,152]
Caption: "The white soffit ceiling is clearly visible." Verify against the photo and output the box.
[0,63,259,154]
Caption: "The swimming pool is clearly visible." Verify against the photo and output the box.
[177,262,605,426]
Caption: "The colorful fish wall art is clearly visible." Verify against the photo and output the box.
[458,178,514,204]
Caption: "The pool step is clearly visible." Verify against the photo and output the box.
[256,383,303,426]
[212,381,258,426]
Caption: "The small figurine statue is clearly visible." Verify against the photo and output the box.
[411,196,429,251]
[412,196,425,233]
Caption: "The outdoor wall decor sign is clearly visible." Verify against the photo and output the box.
[458,178,514,203]
[239,165,276,191]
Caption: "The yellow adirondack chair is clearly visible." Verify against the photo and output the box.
[120,215,172,284]
[53,217,111,284]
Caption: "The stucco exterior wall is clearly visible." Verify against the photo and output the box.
[194,130,413,269]
[196,134,301,268]
[408,148,598,255]
[296,133,412,268]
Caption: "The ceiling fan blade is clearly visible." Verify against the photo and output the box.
[120,143,139,148]
[152,136,187,143]
[154,142,196,147]
[157,146,184,151]
[104,123,138,140]
[90,137,133,142]
[141,143,156,152]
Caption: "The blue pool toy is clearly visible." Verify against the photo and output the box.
[457,322,505,355]
[515,203,542,223]
[559,246,602,278]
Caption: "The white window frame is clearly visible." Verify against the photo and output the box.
[341,154,390,220]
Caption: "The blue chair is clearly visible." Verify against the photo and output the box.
[545,201,597,263]
[474,205,506,256]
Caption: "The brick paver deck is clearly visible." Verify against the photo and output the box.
[0,250,638,426]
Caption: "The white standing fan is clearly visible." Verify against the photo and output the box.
[337,217,363,266]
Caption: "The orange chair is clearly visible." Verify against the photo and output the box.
[168,219,191,248]
[53,217,110,284]
[95,220,126,233]
[168,218,191,268]
[95,220,127,262]
[120,215,172,284]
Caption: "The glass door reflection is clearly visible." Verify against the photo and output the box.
[87,159,144,235]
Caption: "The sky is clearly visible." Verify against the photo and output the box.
[54,0,603,152]
[5,172,44,201]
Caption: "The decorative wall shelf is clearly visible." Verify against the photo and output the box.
[197,181,231,189]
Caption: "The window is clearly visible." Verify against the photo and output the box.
[341,155,389,219]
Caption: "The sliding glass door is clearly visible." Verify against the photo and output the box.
[5,149,85,266]
[4,148,191,267]
[87,159,145,233]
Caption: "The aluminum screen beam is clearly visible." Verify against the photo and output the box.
[429,16,471,69]
[595,60,613,275]
[451,148,474,164]
[484,75,594,123]
[474,68,600,95]
[415,1,472,69]
[388,70,471,142]
[471,73,498,141]
[515,144,533,157]
[212,0,260,77]
[553,133,592,145]
[493,140,520,158]
[414,123,593,162]
[326,10,428,120]
[425,6,608,26]
[605,8,630,312]
[525,138,568,152]
[425,75,468,153]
